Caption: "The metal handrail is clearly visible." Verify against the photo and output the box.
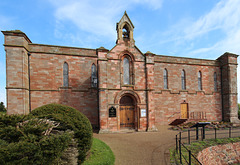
[168,112,180,119]
[175,127,240,164]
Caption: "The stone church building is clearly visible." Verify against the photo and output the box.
[2,12,239,132]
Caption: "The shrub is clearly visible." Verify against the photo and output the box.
[29,103,93,163]
[0,113,25,128]
[238,103,240,119]
[0,117,73,165]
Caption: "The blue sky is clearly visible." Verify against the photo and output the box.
[0,0,240,105]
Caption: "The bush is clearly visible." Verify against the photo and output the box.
[0,117,73,165]
[238,104,240,119]
[29,103,93,163]
[0,114,25,128]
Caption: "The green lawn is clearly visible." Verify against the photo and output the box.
[82,138,115,165]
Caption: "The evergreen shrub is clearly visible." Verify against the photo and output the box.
[0,117,73,165]
[238,103,240,119]
[30,103,93,163]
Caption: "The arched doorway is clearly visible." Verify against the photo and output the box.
[120,95,135,129]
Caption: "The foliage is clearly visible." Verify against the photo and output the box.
[238,103,240,119]
[82,138,115,165]
[29,103,93,163]
[0,114,26,129]
[0,116,73,165]
[0,102,6,113]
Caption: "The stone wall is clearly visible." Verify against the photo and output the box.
[197,142,240,165]
[28,45,99,127]
[154,56,222,125]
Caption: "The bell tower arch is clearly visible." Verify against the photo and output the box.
[116,11,135,44]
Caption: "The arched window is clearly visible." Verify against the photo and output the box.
[123,57,130,85]
[214,72,217,91]
[181,70,186,90]
[164,69,168,89]
[63,62,69,87]
[91,64,97,88]
[198,71,202,90]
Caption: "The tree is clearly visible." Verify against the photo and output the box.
[238,103,240,119]
[0,102,6,112]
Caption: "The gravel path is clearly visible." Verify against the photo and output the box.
[94,125,176,165]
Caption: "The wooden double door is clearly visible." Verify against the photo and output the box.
[120,96,135,129]
[120,105,135,128]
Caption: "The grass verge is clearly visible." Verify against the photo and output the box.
[82,138,115,165]
[170,137,240,164]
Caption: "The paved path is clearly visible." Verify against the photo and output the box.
[94,125,177,165]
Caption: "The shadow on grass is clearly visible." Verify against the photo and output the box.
[82,138,115,165]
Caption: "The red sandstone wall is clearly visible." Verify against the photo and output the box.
[28,45,98,126]
[198,142,240,165]
[154,57,222,125]
[3,31,30,115]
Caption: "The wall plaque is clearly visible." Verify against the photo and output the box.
[109,106,116,117]
[141,109,146,117]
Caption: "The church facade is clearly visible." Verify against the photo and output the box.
[2,12,239,132]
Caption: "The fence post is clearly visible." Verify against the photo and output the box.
[214,128,217,140]
[188,129,190,144]
[196,126,199,140]
[180,132,182,142]
[189,150,191,165]
[229,127,231,138]
[176,135,178,153]
[179,140,182,164]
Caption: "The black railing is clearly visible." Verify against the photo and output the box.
[175,127,240,164]
[178,140,202,165]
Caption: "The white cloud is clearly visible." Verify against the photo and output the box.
[132,0,162,10]
[49,0,163,44]
[184,0,240,41]
[177,0,240,103]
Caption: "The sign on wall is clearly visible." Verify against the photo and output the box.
[140,109,146,117]
[109,106,117,117]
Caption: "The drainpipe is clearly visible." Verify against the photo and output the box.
[144,55,149,131]
[28,52,31,112]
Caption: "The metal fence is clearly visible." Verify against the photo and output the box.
[175,127,240,165]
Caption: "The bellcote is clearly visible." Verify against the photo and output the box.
[116,11,135,44]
